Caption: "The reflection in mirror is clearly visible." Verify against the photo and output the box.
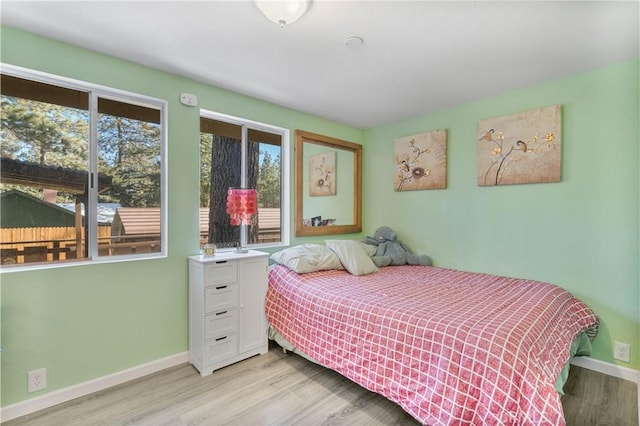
[295,130,361,237]
[303,144,354,225]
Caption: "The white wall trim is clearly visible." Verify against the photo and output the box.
[1,353,636,422]
[0,351,188,422]
[569,357,640,425]
[571,356,640,419]
[570,356,639,384]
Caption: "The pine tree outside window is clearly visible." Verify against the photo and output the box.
[0,65,167,269]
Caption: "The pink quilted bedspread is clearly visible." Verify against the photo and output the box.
[265,265,598,425]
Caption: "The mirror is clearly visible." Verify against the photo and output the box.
[295,130,362,236]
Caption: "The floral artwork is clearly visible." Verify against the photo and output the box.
[394,130,447,191]
[309,151,336,196]
[478,105,561,186]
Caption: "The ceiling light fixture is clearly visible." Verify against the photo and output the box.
[254,0,311,28]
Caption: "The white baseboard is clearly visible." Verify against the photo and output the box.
[569,356,640,425]
[0,351,189,423]
[570,356,639,384]
[1,353,636,423]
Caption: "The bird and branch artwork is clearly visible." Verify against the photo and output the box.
[478,105,561,186]
[308,151,336,196]
[394,129,447,191]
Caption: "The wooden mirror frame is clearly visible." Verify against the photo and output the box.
[295,130,362,237]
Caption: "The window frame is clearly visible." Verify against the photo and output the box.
[0,63,168,272]
[199,109,290,251]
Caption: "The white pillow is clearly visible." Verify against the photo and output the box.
[325,239,379,276]
[270,244,344,273]
[359,241,378,257]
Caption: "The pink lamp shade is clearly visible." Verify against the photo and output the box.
[226,188,257,226]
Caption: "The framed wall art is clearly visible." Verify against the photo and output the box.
[477,105,561,186]
[394,129,447,191]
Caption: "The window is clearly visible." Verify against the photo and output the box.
[0,65,166,269]
[200,110,288,250]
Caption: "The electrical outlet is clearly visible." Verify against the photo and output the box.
[27,368,47,393]
[613,341,630,363]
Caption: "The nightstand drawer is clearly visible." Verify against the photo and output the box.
[204,334,237,364]
[205,309,238,340]
[204,284,238,313]
[204,262,237,286]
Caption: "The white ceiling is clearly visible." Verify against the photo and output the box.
[1,1,638,129]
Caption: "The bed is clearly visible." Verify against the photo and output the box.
[265,243,598,425]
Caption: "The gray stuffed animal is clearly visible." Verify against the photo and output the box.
[362,226,432,267]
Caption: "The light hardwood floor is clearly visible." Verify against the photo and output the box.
[4,342,638,425]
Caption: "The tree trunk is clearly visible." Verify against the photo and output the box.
[207,136,262,246]
[208,136,241,245]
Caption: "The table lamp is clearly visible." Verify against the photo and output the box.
[225,188,257,253]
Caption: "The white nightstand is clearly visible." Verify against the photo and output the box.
[188,250,270,376]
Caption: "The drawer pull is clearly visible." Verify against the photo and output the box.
[216,285,228,290]
[215,336,227,341]
[215,261,228,264]
[215,311,228,316]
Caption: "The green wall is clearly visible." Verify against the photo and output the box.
[0,26,363,407]
[363,59,639,369]
[1,25,638,409]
